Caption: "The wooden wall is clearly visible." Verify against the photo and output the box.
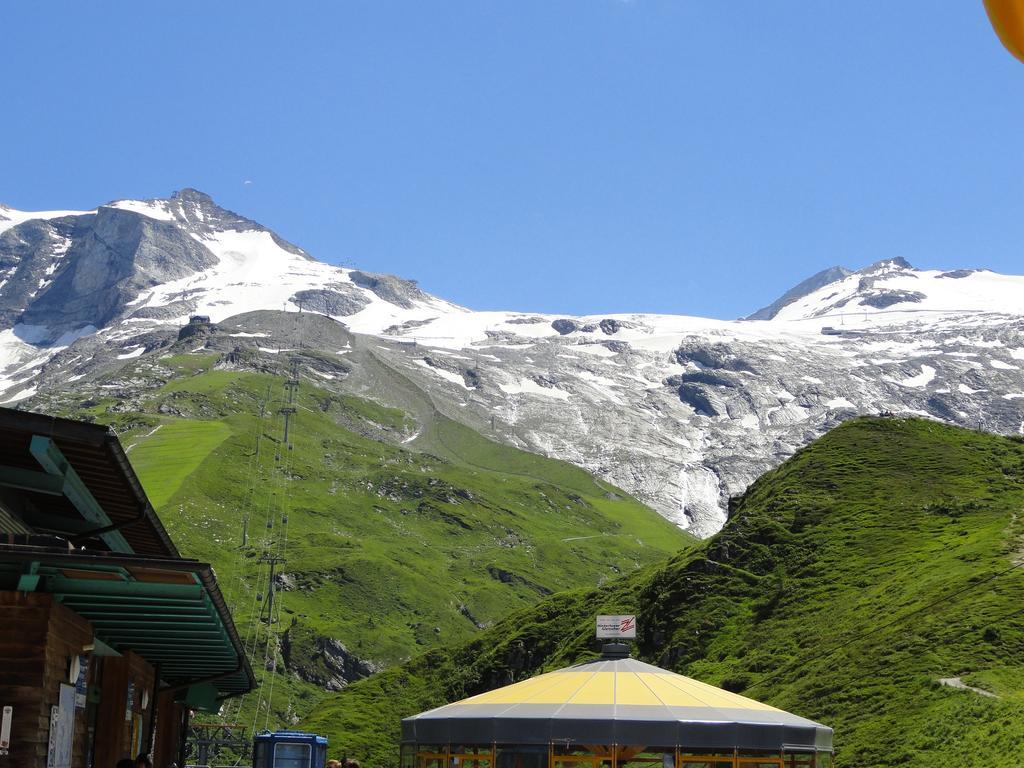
[153,690,186,768]
[92,650,156,768]
[0,591,92,768]
[0,590,191,768]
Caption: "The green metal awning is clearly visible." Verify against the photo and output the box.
[0,546,255,707]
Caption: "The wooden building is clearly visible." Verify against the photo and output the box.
[0,408,255,767]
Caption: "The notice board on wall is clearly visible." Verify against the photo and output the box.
[47,684,75,768]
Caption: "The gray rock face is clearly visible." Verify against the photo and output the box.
[0,215,84,327]
[348,270,426,308]
[281,627,380,691]
[2,207,217,337]
[674,341,758,373]
[860,289,926,309]
[551,319,579,335]
[506,316,547,325]
[129,300,198,320]
[149,188,312,258]
[291,285,370,316]
[423,355,482,389]
[599,318,625,335]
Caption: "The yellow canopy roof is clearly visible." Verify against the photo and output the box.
[458,659,779,711]
[403,653,832,752]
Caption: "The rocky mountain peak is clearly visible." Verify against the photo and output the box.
[746,265,854,320]
[171,187,215,205]
[859,256,914,274]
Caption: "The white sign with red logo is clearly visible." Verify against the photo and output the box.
[596,614,637,639]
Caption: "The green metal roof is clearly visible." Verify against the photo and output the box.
[0,408,178,558]
[0,547,255,707]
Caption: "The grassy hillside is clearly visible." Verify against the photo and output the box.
[49,349,691,726]
[301,417,1024,768]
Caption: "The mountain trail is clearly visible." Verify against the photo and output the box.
[124,423,163,453]
[938,677,998,698]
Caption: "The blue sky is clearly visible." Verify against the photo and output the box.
[1,1,1021,318]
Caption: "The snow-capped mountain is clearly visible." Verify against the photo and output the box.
[2,190,1022,536]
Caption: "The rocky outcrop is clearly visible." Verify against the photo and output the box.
[282,623,381,691]
[551,319,578,335]
[291,285,370,316]
[674,341,758,373]
[349,270,427,308]
[486,566,553,596]
[130,300,197,321]
[177,315,216,342]
[860,289,926,309]
[14,207,218,337]
[599,318,625,335]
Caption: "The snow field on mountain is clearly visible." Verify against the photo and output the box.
[772,265,1024,323]
[0,205,92,234]
[108,199,177,221]
[2,193,1024,536]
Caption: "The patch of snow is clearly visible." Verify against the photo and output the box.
[772,266,1024,327]
[738,413,760,429]
[576,370,623,390]
[678,464,725,535]
[0,206,91,234]
[53,325,98,347]
[827,396,856,408]
[414,359,471,389]
[499,378,571,400]
[0,386,36,403]
[991,360,1018,370]
[896,365,936,388]
[106,200,176,221]
[573,345,619,358]
[959,383,986,394]
[116,346,146,359]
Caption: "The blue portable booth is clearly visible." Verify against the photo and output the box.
[253,730,329,768]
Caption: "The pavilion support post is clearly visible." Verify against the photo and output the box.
[178,706,191,768]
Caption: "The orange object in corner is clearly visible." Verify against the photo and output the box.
[984,0,1024,62]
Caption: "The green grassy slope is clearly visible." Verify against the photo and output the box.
[65,354,690,726]
[301,417,1024,768]
[126,420,232,507]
